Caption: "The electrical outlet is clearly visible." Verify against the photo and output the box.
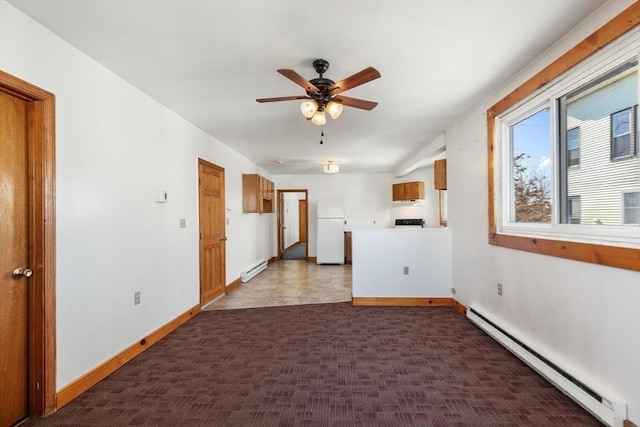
[134,291,141,305]
[451,288,456,295]
[403,266,409,275]
[497,283,503,296]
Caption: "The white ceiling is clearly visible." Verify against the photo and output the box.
[8,0,607,175]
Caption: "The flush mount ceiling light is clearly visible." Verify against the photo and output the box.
[257,59,380,126]
[323,161,339,174]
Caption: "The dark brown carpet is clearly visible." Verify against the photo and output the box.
[25,304,602,426]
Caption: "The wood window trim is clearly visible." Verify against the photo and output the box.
[487,3,640,272]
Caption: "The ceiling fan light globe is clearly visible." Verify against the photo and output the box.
[311,111,326,126]
[326,101,343,119]
[300,100,318,118]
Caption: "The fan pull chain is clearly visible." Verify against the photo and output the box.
[320,127,324,145]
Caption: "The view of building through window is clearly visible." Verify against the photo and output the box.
[563,59,638,225]
[507,60,639,226]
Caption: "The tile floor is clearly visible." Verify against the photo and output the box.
[206,260,352,310]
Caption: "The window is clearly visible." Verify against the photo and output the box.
[567,127,580,167]
[623,191,640,225]
[501,60,637,228]
[439,190,448,227]
[611,108,633,159]
[487,5,640,271]
[558,61,638,226]
[509,108,551,223]
[567,196,581,225]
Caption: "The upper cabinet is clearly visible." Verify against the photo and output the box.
[243,174,274,213]
[434,159,447,190]
[392,181,425,201]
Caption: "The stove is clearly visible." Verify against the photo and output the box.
[394,218,424,229]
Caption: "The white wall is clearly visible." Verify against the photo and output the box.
[0,1,274,389]
[274,173,394,256]
[352,228,452,298]
[274,171,443,257]
[391,165,441,227]
[446,0,640,423]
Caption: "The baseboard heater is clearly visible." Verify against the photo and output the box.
[466,306,627,427]
[241,259,267,283]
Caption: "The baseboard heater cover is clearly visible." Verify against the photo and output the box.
[466,306,627,427]
[241,259,267,283]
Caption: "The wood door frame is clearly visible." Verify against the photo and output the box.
[197,158,226,306]
[298,199,307,244]
[277,189,308,259]
[0,70,57,416]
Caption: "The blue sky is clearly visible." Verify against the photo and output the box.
[511,108,551,176]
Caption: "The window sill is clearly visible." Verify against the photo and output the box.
[489,232,640,271]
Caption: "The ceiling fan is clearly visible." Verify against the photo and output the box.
[256,59,381,125]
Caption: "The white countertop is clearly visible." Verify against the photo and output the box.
[345,226,447,231]
[343,225,384,231]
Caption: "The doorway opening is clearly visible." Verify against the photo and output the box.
[277,189,308,260]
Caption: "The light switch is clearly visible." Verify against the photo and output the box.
[180,218,186,228]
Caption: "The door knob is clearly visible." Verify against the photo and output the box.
[220,236,228,241]
[12,268,34,279]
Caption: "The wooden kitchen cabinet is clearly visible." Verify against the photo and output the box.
[243,174,274,213]
[434,159,447,190]
[392,181,425,201]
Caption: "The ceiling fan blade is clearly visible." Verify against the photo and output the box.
[328,67,381,94]
[334,95,378,110]
[277,69,320,94]
[256,95,309,103]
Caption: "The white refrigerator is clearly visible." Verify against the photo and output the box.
[316,199,345,264]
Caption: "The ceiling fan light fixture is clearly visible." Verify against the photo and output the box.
[326,101,343,119]
[311,110,326,126]
[300,100,318,118]
[323,161,339,174]
[258,59,381,127]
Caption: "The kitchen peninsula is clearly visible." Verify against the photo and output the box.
[350,227,452,305]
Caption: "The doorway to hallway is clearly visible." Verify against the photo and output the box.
[277,189,308,260]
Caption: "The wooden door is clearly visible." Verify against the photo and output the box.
[298,199,308,243]
[198,159,226,306]
[0,70,56,419]
[0,90,30,426]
